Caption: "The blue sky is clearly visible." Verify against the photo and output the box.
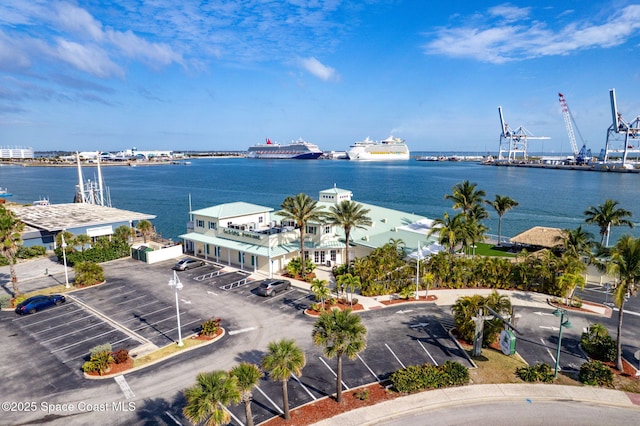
[2,1,640,153]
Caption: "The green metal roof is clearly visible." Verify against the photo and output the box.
[191,202,273,219]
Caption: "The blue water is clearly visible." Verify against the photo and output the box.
[1,158,638,243]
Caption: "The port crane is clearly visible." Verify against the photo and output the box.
[604,88,640,165]
[497,106,550,162]
[558,93,592,164]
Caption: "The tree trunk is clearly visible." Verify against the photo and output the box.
[336,354,343,403]
[281,380,290,420]
[344,229,351,270]
[9,263,19,297]
[244,399,254,426]
[616,296,625,371]
[300,227,306,277]
[497,217,503,246]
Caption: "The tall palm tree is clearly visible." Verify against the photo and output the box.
[310,278,331,310]
[261,339,306,421]
[136,219,154,243]
[445,180,486,217]
[312,309,367,403]
[277,193,326,277]
[0,206,25,297]
[113,225,134,244]
[556,226,593,259]
[584,199,633,247]
[603,235,640,371]
[428,212,466,254]
[74,233,93,252]
[324,200,372,268]
[486,195,519,246]
[183,370,241,426]
[230,363,262,426]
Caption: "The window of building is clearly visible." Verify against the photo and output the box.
[306,225,317,235]
[196,219,205,228]
[330,250,337,262]
[258,217,263,223]
[208,221,216,230]
[304,250,309,260]
[238,252,245,263]
[227,221,233,227]
[323,225,331,234]
[314,251,326,264]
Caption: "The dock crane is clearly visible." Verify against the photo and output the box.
[604,88,640,165]
[558,93,591,165]
[497,106,550,162]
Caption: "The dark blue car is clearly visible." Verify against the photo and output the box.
[15,294,66,315]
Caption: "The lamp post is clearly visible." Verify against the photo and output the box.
[553,307,572,377]
[415,242,421,300]
[168,270,184,347]
[61,230,69,289]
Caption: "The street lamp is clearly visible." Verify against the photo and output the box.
[168,270,184,347]
[552,307,572,377]
[61,230,69,289]
[415,242,421,300]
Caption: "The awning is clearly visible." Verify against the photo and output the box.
[179,232,298,257]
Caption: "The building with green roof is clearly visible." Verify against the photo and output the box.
[179,186,439,277]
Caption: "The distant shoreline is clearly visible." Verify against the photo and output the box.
[0,156,243,167]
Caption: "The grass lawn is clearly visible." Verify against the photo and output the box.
[474,242,517,258]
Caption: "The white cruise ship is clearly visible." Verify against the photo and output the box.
[346,136,410,161]
[247,138,323,160]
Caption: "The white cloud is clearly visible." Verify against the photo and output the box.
[300,57,338,81]
[54,39,123,78]
[424,4,640,63]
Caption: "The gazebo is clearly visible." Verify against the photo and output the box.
[509,226,566,250]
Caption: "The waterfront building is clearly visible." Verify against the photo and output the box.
[0,146,34,159]
[179,186,438,276]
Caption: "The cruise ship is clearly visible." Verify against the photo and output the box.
[247,138,323,160]
[346,136,410,161]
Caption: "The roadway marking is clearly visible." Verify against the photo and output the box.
[165,411,182,425]
[539,326,560,331]
[114,375,135,399]
[395,309,413,314]
[228,326,258,335]
[533,311,555,316]
[541,338,558,367]
[291,373,317,400]
[207,291,217,296]
[50,329,120,353]
[417,340,438,366]
[255,386,284,414]
[261,290,296,303]
[357,354,380,382]
[318,357,350,390]
[223,406,244,426]
[409,322,429,328]
[180,298,192,304]
[385,343,406,369]
[40,321,108,344]
[613,308,640,317]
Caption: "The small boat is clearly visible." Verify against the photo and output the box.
[32,198,50,206]
[0,187,12,197]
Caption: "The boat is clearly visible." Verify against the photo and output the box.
[0,187,12,197]
[346,136,410,161]
[247,138,323,160]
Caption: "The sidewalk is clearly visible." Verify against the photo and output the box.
[311,383,640,426]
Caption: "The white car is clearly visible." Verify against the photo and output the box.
[173,258,205,271]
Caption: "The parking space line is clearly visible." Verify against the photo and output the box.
[31,313,99,335]
[118,299,166,312]
[50,329,120,353]
[541,338,557,365]
[163,318,202,334]
[114,375,136,399]
[64,336,134,362]
[417,340,438,366]
[13,306,83,325]
[113,294,150,306]
[132,315,200,334]
[40,321,109,344]
[318,357,349,390]
[356,354,380,382]
[385,343,406,369]
[260,289,296,303]
[224,406,244,426]
[165,411,183,425]
[254,386,284,414]
[291,373,316,400]
[120,306,173,324]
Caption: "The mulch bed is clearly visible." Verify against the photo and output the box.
[85,357,134,377]
[380,295,438,305]
[305,302,365,317]
[192,329,223,340]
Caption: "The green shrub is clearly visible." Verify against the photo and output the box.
[0,294,11,309]
[579,360,613,387]
[581,324,617,363]
[200,318,221,336]
[16,245,47,259]
[398,286,415,300]
[74,261,105,287]
[353,388,369,401]
[390,362,469,393]
[83,345,115,376]
[516,363,555,383]
[570,296,583,308]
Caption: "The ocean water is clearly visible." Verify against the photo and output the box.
[1,158,638,244]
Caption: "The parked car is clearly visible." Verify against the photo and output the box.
[173,258,205,271]
[15,295,66,315]
[256,279,291,297]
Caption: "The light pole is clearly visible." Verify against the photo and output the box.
[168,270,184,347]
[61,230,69,289]
[415,242,421,300]
[553,307,572,377]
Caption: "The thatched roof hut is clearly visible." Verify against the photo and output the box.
[510,226,566,249]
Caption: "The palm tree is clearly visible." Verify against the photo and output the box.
[338,274,361,306]
[324,200,372,268]
[486,195,519,246]
[603,235,640,371]
[183,370,241,426]
[230,363,262,426]
[74,233,92,252]
[556,226,593,259]
[136,219,154,243]
[445,180,486,217]
[277,193,326,277]
[584,199,633,247]
[113,225,134,244]
[312,309,367,403]
[310,278,331,310]
[0,206,25,297]
[261,339,306,420]
[428,212,466,254]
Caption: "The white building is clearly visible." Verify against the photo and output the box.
[0,146,34,159]
[179,186,438,277]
